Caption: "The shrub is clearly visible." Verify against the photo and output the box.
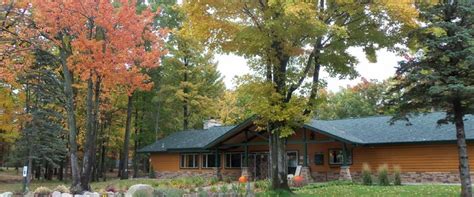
[209,177,219,185]
[210,186,218,193]
[393,165,402,185]
[361,163,373,185]
[34,186,52,195]
[148,166,156,178]
[219,184,228,193]
[230,184,239,193]
[254,179,271,191]
[377,164,390,186]
[53,185,70,193]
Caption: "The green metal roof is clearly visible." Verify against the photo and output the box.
[306,112,474,145]
[139,112,474,152]
[138,125,235,153]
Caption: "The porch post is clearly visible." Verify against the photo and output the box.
[241,130,250,180]
[244,130,249,167]
[300,128,314,183]
[339,143,352,181]
[303,129,308,167]
[215,148,221,180]
[342,143,348,166]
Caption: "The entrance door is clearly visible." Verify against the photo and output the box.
[255,153,269,180]
[247,153,256,180]
[287,151,298,175]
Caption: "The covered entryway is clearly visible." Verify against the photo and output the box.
[248,152,270,180]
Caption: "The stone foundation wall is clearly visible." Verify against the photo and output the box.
[155,170,240,180]
[312,170,467,184]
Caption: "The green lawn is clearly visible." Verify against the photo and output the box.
[290,182,460,197]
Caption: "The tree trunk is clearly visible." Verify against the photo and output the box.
[183,57,189,130]
[133,108,140,178]
[453,100,472,197]
[59,46,81,193]
[100,138,107,181]
[120,94,133,179]
[80,77,95,191]
[269,126,290,190]
[59,159,64,181]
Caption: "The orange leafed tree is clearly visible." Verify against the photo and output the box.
[2,0,166,192]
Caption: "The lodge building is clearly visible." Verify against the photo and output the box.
[139,112,474,183]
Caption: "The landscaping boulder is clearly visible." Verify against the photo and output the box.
[0,192,13,197]
[125,184,154,197]
[52,191,61,197]
[83,192,99,197]
[61,193,73,197]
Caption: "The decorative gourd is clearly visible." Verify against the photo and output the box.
[294,175,304,183]
[239,176,248,183]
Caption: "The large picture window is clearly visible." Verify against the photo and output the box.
[180,154,199,168]
[225,153,243,168]
[202,153,221,168]
[328,149,352,165]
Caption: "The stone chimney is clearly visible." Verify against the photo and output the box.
[203,118,222,129]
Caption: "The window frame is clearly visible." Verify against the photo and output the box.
[314,152,325,165]
[179,153,199,169]
[201,153,221,169]
[286,151,299,167]
[328,148,352,165]
[224,152,243,168]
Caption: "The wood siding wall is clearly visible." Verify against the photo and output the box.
[150,128,474,174]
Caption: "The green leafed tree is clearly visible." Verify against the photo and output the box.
[315,78,390,120]
[158,35,225,131]
[183,0,416,189]
[149,1,225,134]
[387,2,474,196]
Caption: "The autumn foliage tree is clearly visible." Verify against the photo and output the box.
[1,0,166,193]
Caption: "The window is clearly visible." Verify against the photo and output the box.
[287,151,298,168]
[328,149,352,165]
[314,153,324,165]
[287,151,298,175]
[202,153,221,168]
[225,153,242,168]
[180,154,199,168]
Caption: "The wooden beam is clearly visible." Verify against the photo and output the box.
[254,132,269,141]
[342,143,348,166]
[218,139,335,149]
[303,128,308,167]
[244,130,249,167]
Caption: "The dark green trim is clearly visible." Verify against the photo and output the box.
[360,139,474,146]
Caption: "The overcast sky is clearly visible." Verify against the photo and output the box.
[215,48,403,92]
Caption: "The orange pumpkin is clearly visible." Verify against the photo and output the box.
[294,175,304,183]
[239,176,248,183]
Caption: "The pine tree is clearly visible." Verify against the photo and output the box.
[388,2,474,196]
